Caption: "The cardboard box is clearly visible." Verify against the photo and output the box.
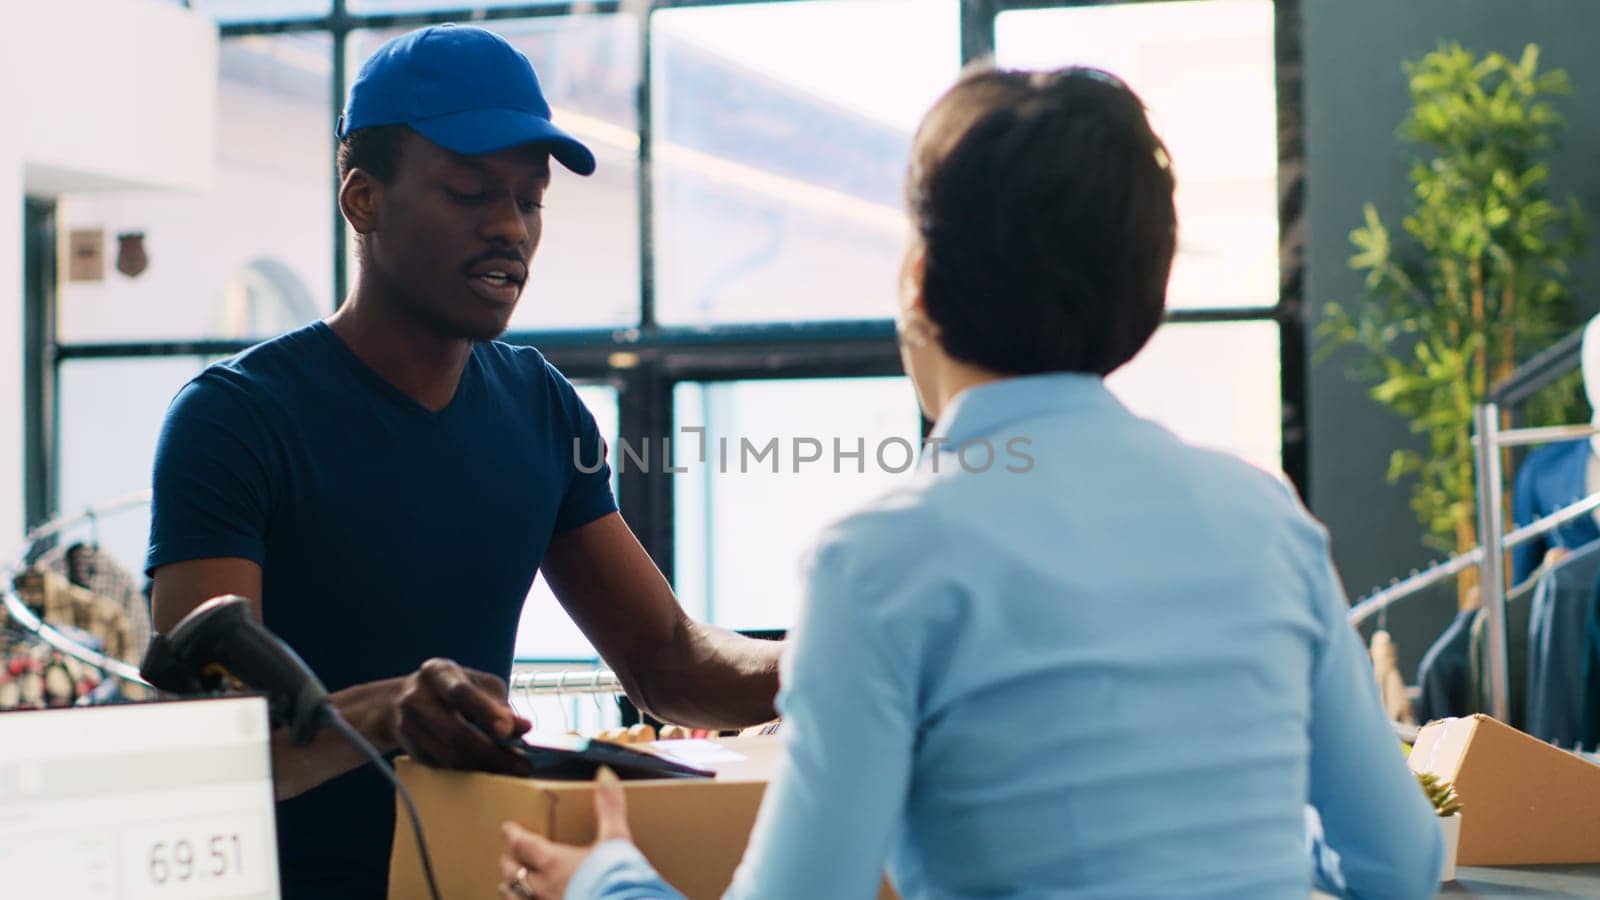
[1409,714,1600,865]
[390,737,893,900]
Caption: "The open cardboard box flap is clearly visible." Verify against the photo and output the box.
[1409,714,1600,866]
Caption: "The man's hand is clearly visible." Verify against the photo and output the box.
[498,767,633,899]
[391,658,532,775]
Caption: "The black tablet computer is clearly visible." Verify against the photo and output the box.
[487,731,715,781]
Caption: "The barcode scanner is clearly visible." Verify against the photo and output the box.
[138,594,446,900]
[140,595,330,745]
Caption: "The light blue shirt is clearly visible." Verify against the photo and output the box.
[570,373,1443,900]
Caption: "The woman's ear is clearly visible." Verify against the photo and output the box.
[900,316,936,350]
[897,242,937,349]
[899,240,928,315]
[339,169,382,236]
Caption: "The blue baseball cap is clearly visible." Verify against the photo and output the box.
[338,24,596,176]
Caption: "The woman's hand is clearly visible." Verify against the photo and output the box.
[499,767,633,899]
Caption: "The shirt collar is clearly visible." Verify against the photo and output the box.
[927,372,1121,446]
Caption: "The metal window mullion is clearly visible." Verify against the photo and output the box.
[698,384,715,624]
[1165,306,1280,325]
[55,340,260,361]
[615,364,675,581]
[1274,0,1307,500]
[23,199,59,532]
[636,2,657,331]
[332,0,350,308]
[216,2,627,38]
[218,18,336,38]
[961,0,998,64]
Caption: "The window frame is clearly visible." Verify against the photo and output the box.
[31,0,1308,660]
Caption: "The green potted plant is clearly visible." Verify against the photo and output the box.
[1416,772,1463,881]
[1319,43,1589,602]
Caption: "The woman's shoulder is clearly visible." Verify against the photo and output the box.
[803,484,959,591]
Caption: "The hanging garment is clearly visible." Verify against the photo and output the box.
[1467,590,1532,728]
[10,568,131,662]
[0,630,99,711]
[1522,540,1600,746]
[1512,439,1600,585]
[1368,630,1414,724]
[0,638,46,710]
[2,579,112,710]
[1415,606,1480,723]
[1578,571,1600,752]
[36,541,149,663]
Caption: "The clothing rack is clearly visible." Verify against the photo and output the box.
[1352,319,1596,723]
[1348,487,1600,627]
[509,668,623,699]
[1467,410,1600,721]
[18,490,152,562]
[2,490,155,688]
[1473,327,1600,720]
[1353,416,1600,723]
[506,668,629,736]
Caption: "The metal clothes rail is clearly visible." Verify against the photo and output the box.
[2,490,156,688]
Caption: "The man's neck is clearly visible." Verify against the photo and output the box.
[327,276,474,413]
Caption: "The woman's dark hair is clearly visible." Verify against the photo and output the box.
[906,66,1177,376]
[337,124,410,183]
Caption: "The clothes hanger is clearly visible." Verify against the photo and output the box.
[589,670,607,735]
[557,670,573,734]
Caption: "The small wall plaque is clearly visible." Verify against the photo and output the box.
[67,229,104,282]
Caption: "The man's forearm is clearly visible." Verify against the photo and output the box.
[628,621,783,729]
[271,677,400,801]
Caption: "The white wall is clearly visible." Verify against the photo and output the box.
[0,0,216,554]
[58,73,328,343]
[0,150,21,559]
[15,2,216,196]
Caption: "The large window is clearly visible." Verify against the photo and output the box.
[996,0,1283,470]
[673,376,920,630]
[515,384,620,659]
[57,358,209,574]
[651,0,958,324]
[39,0,1301,665]
[996,0,1278,312]
[1107,322,1282,473]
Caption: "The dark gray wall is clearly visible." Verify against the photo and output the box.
[1304,0,1600,677]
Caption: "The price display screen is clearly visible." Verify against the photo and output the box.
[0,696,280,899]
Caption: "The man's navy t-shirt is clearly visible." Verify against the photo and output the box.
[146,321,617,899]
